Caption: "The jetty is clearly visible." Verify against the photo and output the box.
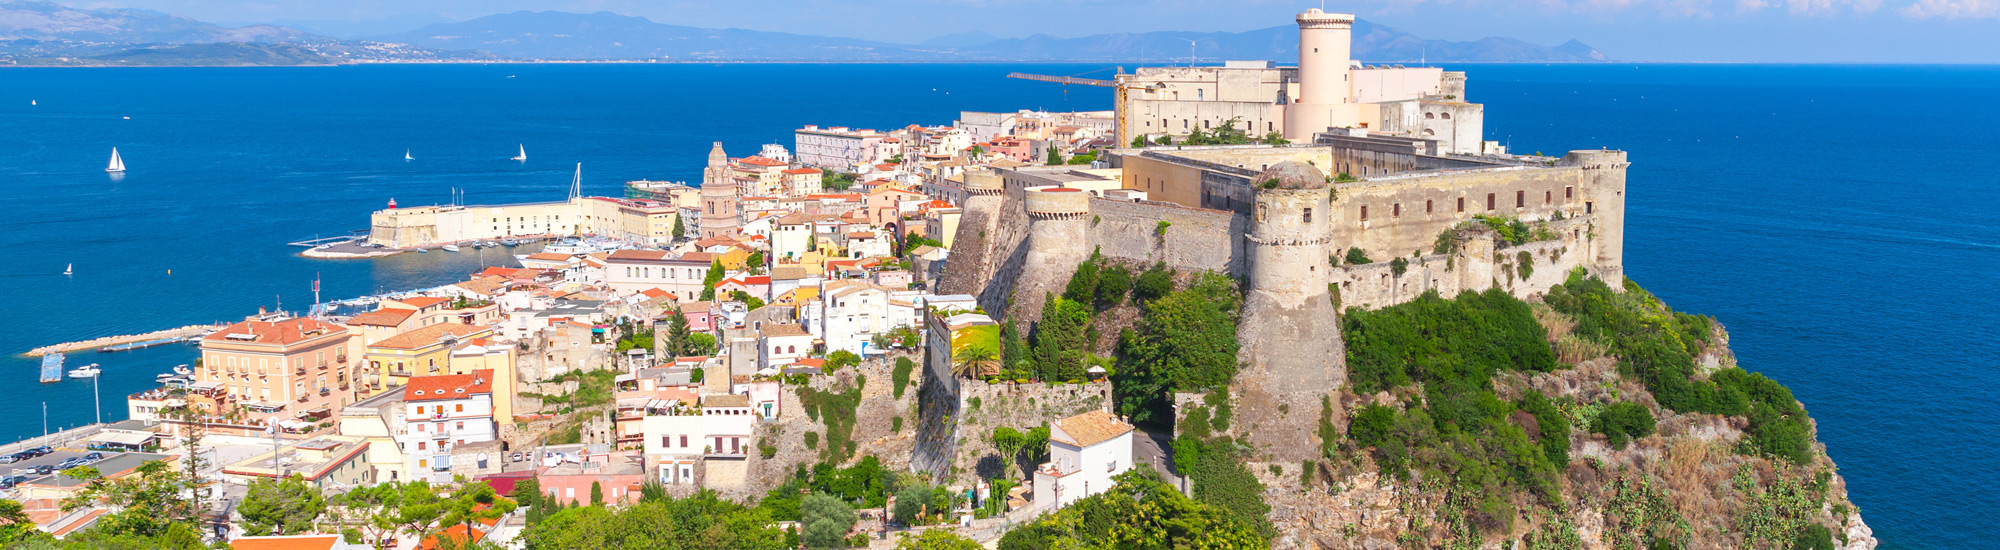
[101,337,190,353]
[25,324,221,357]
[39,353,62,383]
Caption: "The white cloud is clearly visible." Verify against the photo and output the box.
[1900,0,2000,17]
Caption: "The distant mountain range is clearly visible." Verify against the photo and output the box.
[373,11,1606,63]
[0,1,1606,66]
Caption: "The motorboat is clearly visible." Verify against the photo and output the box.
[67,364,101,379]
[442,244,461,252]
[416,248,429,253]
[173,364,192,376]
[500,239,518,246]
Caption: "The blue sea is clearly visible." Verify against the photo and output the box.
[0,63,1992,547]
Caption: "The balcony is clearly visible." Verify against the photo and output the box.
[296,396,309,403]
[318,363,329,371]
[295,367,307,376]
[319,388,331,397]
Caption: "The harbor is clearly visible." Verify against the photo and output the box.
[22,324,219,357]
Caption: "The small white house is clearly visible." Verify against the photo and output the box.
[1033,409,1135,510]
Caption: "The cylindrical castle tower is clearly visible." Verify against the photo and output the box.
[1560,149,1629,286]
[1234,161,1344,462]
[1023,186,1092,263]
[963,167,1003,197]
[1246,163,1334,308]
[1284,9,1357,141]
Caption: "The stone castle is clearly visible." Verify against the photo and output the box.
[938,11,1629,460]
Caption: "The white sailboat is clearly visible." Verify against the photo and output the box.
[511,144,527,161]
[63,263,72,276]
[105,148,125,173]
[405,150,414,161]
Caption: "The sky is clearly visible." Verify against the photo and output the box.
[77,0,2000,62]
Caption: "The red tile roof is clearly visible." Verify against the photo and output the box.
[783,168,821,175]
[371,323,488,350]
[396,296,451,308]
[403,369,495,402]
[737,156,786,167]
[344,308,416,328]
[204,318,347,346]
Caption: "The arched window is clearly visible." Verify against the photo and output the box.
[1440,113,1452,120]
[1424,112,1436,119]
[787,345,795,354]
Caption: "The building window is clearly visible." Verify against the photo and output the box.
[680,435,689,447]
[1486,193,1495,210]
[1545,190,1553,204]
[1424,112,1435,119]
[456,404,464,412]
[1516,190,1525,208]
[1393,203,1401,218]
[1457,197,1466,213]
[1586,202,1595,214]
[1565,186,1574,199]
[417,442,427,450]
[1426,199,1434,214]
[1359,205,1368,221]
[1302,207,1313,223]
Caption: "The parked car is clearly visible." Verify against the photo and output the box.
[30,465,52,476]
[0,454,20,465]
[81,452,103,462]
[24,446,52,458]
[55,458,87,470]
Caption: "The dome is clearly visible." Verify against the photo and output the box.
[1252,161,1329,190]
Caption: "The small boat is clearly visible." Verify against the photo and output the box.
[173,364,192,376]
[416,248,429,253]
[156,373,176,382]
[105,148,125,173]
[63,263,72,276]
[67,364,101,379]
[442,244,461,252]
[500,239,518,246]
[511,144,527,161]
[405,150,414,161]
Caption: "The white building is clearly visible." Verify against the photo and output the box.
[813,281,903,356]
[396,370,498,479]
[1033,410,1135,510]
[604,250,712,297]
[795,126,885,169]
[641,393,758,484]
[756,323,814,370]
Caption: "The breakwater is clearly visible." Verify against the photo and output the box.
[24,325,221,357]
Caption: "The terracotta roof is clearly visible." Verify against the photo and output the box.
[474,266,515,277]
[525,252,577,262]
[454,276,510,296]
[680,252,717,263]
[737,156,787,167]
[679,301,714,313]
[607,249,672,261]
[344,308,416,328]
[416,522,486,550]
[639,288,678,300]
[782,168,821,175]
[743,276,771,285]
[371,323,488,351]
[403,369,495,402]
[847,231,876,239]
[204,318,347,346]
[229,535,345,550]
[1053,410,1133,448]
[703,394,751,408]
[396,296,450,308]
[761,323,809,338]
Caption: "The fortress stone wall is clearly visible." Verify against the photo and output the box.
[938,147,1628,460]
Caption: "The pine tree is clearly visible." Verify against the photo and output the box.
[1045,146,1063,166]
[672,215,686,240]
[589,481,604,506]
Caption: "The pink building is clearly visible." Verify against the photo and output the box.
[677,301,716,332]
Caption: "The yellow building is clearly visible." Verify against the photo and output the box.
[449,338,518,425]
[361,323,491,395]
[198,317,355,422]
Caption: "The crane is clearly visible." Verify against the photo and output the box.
[1006,67,1162,148]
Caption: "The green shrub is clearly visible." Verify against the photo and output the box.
[1793,525,1835,550]
[1348,404,1395,448]
[891,416,903,432]
[1114,274,1242,425]
[1390,257,1409,277]
[1593,402,1656,449]
[1132,263,1175,303]
[892,357,914,399]
[1344,247,1373,265]
[803,431,819,449]
[1096,265,1134,308]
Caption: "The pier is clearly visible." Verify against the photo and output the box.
[24,324,221,357]
[100,337,192,353]
[39,354,62,383]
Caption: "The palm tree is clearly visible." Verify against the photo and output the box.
[953,345,998,379]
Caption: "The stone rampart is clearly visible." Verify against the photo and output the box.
[1087,197,1245,274]
[1332,215,1598,309]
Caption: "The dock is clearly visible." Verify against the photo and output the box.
[24,324,221,357]
[40,354,63,383]
[100,337,190,353]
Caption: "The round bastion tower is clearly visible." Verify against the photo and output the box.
[1018,186,1095,314]
[1235,161,1345,461]
[1283,9,1357,141]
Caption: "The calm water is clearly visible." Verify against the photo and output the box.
[0,63,1992,547]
